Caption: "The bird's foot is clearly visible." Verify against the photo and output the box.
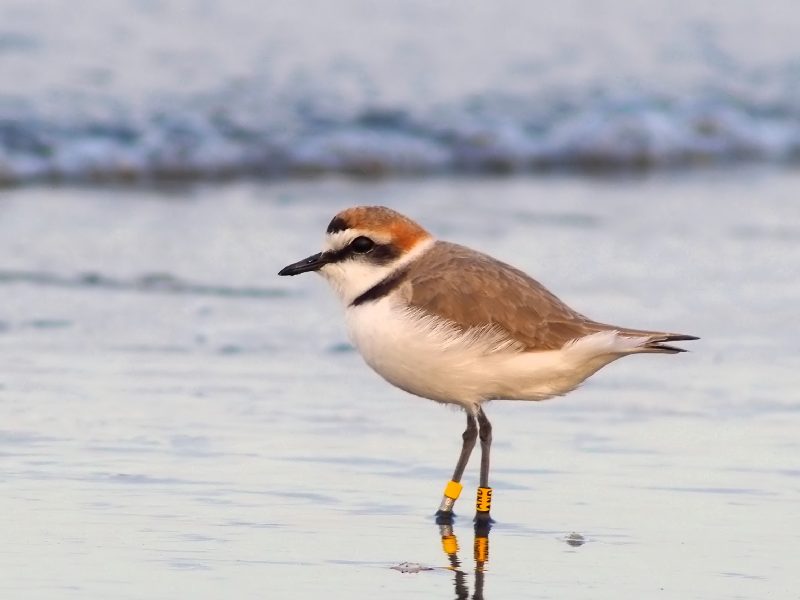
[434,509,456,525]
[473,511,494,532]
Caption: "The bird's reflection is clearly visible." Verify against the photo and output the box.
[437,520,491,599]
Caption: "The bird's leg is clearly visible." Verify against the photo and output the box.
[435,414,477,523]
[474,408,493,524]
[452,414,478,483]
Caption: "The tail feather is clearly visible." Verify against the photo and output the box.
[650,334,700,343]
[634,332,699,354]
[641,342,689,354]
[583,321,698,354]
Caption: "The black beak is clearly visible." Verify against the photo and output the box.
[278,252,330,276]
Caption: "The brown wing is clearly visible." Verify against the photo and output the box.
[405,241,602,351]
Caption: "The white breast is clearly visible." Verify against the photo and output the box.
[344,294,637,411]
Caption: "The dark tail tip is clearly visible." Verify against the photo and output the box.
[647,343,688,353]
[642,333,698,354]
[663,334,700,342]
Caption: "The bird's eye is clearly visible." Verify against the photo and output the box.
[350,236,375,254]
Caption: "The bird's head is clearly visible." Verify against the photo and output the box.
[278,206,434,304]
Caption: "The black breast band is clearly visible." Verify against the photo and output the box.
[350,267,409,307]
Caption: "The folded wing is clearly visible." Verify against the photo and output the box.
[406,242,697,353]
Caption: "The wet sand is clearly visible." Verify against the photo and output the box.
[2,170,799,598]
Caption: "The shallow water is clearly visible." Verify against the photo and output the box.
[2,171,799,598]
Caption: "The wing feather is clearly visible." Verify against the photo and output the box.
[406,242,597,351]
[406,241,696,352]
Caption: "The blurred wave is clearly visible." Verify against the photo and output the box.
[3,93,800,183]
[2,0,800,183]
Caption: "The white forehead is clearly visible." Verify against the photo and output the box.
[323,228,392,251]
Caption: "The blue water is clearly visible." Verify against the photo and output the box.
[2,0,800,182]
[2,173,799,598]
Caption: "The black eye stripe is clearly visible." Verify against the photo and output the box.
[368,243,401,264]
[323,241,400,265]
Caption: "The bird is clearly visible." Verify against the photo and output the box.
[278,205,697,524]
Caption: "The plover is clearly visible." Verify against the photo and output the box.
[279,206,697,523]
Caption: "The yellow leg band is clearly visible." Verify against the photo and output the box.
[438,480,464,512]
[444,480,463,500]
[476,487,493,513]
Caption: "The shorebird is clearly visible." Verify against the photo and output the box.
[278,206,696,523]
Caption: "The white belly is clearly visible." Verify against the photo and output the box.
[344,296,634,410]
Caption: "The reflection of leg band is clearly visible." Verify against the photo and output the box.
[440,526,459,555]
[475,487,492,513]
[438,480,463,512]
[474,534,489,563]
